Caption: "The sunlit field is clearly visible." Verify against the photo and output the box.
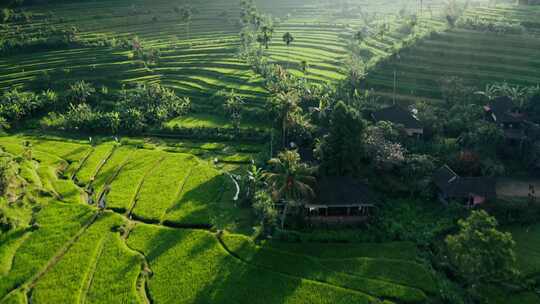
[1,0,540,303]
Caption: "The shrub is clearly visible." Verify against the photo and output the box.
[458,17,525,35]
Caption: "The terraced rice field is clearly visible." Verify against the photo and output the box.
[0,133,437,304]
[0,0,448,115]
[0,135,247,229]
[366,5,540,102]
[0,0,267,115]
[259,0,446,83]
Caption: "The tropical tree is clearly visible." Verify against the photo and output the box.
[269,91,302,148]
[474,84,499,102]
[354,30,365,44]
[499,84,528,110]
[316,101,367,176]
[107,111,121,135]
[282,32,294,68]
[445,210,519,286]
[263,150,315,228]
[67,80,95,104]
[223,89,245,131]
[300,60,309,77]
[257,25,273,50]
[0,117,10,132]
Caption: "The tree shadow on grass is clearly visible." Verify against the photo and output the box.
[163,174,241,229]
[189,236,305,304]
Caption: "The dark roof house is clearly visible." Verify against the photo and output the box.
[484,96,526,124]
[433,166,496,206]
[306,177,377,225]
[313,177,375,208]
[484,97,528,141]
[371,106,423,136]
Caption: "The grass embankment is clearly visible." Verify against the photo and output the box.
[366,6,540,101]
[127,224,381,304]
[221,233,435,303]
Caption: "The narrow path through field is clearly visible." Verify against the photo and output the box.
[159,164,196,223]
[126,156,166,218]
[79,237,106,304]
[122,223,153,304]
[0,211,101,303]
[95,150,136,207]
[88,146,118,187]
[71,148,95,180]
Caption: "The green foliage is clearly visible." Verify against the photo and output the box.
[317,101,366,176]
[445,210,519,285]
[66,80,95,105]
[458,16,525,35]
[117,83,191,131]
[0,89,54,123]
[221,233,429,303]
[128,224,376,304]
[31,213,125,303]
[264,150,315,203]
[252,190,278,232]
[0,201,95,298]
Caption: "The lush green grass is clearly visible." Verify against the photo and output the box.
[85,233,141,304]
[222,233,429,303]
[1,290,26,304]
[74,143,116,186]
[366,6,540,101]
[91,146,134,200]
[127,224,379,304]
[508,224,540,277]
[0,201,95,299]
[0,230,30,277]
[263,240,419,260]
[106,149,165,212]
[162,162,230,226]
[31,212,125,303]
[165,113,269,130]
[132,153,197,222]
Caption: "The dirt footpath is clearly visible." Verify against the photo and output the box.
[497,179,540,198]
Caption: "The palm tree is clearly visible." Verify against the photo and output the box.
[282,32,294,69]
[224,89,245,131]
[474,84,499,102]
[263,150,315,228]
[354,30,364,44]
[271,91,301,148]
[300,60,309,77]
[258,25,273,50]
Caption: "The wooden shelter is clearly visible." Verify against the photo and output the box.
[306,177,377,225]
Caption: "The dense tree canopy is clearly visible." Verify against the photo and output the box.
[445,210,519,286]
[317,101,366,176]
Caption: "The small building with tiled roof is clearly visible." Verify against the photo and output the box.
[371,105,423,137]
[433,165,497,207]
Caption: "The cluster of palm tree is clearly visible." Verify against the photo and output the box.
[475,82,538,111]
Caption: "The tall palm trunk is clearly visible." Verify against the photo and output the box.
[281,203,289,229]
[282,114,287,148]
